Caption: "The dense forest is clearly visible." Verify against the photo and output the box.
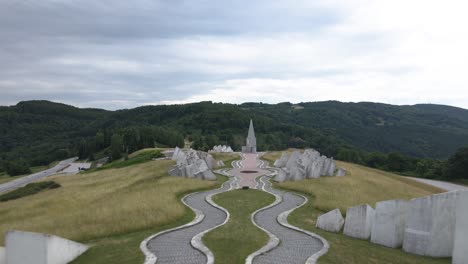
[1,100,468,180]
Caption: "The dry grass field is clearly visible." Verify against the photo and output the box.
[0,159,217,245]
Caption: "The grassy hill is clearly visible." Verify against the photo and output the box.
[0,150,453,263]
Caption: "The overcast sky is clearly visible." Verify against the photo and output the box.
[1,0,467,110]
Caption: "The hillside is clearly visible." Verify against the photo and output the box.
[1,100,468,168]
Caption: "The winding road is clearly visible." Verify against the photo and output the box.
[0,157,77,194]
[140,152,328,264]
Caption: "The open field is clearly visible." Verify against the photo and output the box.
[204,189,275,264]
[263,151,449,263]
[0,157,225,263]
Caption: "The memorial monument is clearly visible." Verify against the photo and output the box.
[242,119,257,153]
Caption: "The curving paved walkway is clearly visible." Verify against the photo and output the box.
[141,152,328,264]
[142,176,237,264]
[251,175,325,264]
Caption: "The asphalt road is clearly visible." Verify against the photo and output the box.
[0,157,77,194]
[405,177,467,192]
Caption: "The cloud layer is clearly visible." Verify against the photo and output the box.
[1,0,467,109]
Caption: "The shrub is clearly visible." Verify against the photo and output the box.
[0,181,61,202]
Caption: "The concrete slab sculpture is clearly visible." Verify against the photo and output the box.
[242,119,257,153]
[210,145,234,153]
[343,204,375,240]
[453,190,468,264]
[5,230,88,264]
[168,147,217,180]
[273,149,346,182]
[403,191,458,257]
[0,247,4,264]
[316,209,345,233]
[371,199,409,248]
[336,168,346,177]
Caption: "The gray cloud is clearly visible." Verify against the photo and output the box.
[0,1,467,109]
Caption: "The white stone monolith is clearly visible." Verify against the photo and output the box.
[273,168,288,182]
[274,153,289,168]
[335,168,346,177]
[343,204,375,240]
[0,247,5,264]
[371,199,409,248]
[316,209,345,233]
[453,190,468,264]
[6,230,88,264]
[403,191,459,257]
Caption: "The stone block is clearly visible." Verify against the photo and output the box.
[316,209,344,233]
[403,191,458,257]
[274,153,289,168]
[453,190,468,264]
[0,247,4,264]
[273,168,288,182]
[216,160,225,167]
[335,168,346,177]
[6,230,88,264]
[371,199,409,248]
[198,170,216,181]
[343,204,375,240]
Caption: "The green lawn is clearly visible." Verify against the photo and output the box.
[203,189,275,264]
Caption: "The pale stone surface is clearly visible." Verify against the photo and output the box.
[168,148,218,181]
[273,148,338,182]
[316,209,344,233]
[216,160,225,167]
[210,145,234,153]
[273,153,289,168]
[273,168,288,182]
[403,191,459,257]
[453,190,468,264]
[242,119,257,153]
[335,168,346,177]
[343,204,375,240]
[371,199,409,248]
[6,230,88,264]
[0,247,4,264]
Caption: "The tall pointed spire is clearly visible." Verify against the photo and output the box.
[248,119,255,140]
[242,119,257,153]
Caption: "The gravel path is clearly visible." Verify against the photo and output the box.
[144,176,236,264]
[405,177,468,192]
[252,175,324,264]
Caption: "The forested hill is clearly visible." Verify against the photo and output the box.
[1,100,468,167]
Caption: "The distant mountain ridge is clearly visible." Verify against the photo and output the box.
[1,100,468,166]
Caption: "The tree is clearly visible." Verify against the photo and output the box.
[445,147,468,180]
[110,134,123,161]
[4,159,31,176]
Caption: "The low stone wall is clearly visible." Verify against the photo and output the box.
[318,190,468,261]
[453,190,468,264]
[5,230,88,264]
[371,199,409,248]
[0,247,5,264]
[343,204,375,240]
[403,191,458,257]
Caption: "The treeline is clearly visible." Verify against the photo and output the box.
[335,146,468,181]
[77,126,184,161]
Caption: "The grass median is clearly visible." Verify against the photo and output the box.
[203,189,275,264]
